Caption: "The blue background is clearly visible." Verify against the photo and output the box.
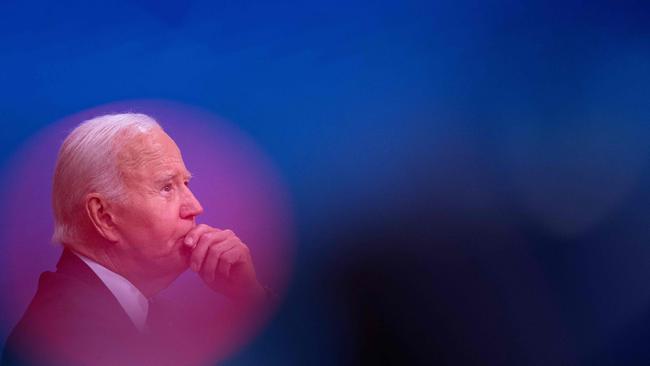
[1,0,650,365]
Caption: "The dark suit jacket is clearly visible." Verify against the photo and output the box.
[1,249,174,366]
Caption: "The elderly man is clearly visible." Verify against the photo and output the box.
[2,114,268,366]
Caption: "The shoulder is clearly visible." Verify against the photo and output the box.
[3,267,139,366]
[29,269,124,322]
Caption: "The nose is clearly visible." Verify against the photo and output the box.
[180,186,204,219]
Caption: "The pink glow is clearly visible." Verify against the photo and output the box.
[0,100,294,365]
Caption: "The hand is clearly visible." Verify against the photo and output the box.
[183,224,265,302]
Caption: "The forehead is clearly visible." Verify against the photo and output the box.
[117,128,189,180]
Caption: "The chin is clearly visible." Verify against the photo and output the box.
[148,246,190,277]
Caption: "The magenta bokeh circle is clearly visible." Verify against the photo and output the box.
[0,100,294,364]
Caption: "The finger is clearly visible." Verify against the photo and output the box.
[216,246,244,280]
[184,225,229,247]
[183,224,214,247]
[190,229,234,271]
[201,239,238,282]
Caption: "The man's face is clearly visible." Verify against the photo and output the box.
[111,128,203,276]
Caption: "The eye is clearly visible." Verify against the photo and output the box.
[184,180,190,187]
[162,184,173,192]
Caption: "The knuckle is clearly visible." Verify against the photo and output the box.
[206,231,224,242]
[204,231,218,240]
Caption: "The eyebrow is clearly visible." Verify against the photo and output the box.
[153,170,193,184]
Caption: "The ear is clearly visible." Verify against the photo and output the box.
[85,193,120,242]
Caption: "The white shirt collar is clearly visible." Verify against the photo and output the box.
[73,252,149,332]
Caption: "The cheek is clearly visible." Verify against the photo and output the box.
[125,198,184,243]
[153,213,184,240]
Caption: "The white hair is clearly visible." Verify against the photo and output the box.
[51,113,161,245]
